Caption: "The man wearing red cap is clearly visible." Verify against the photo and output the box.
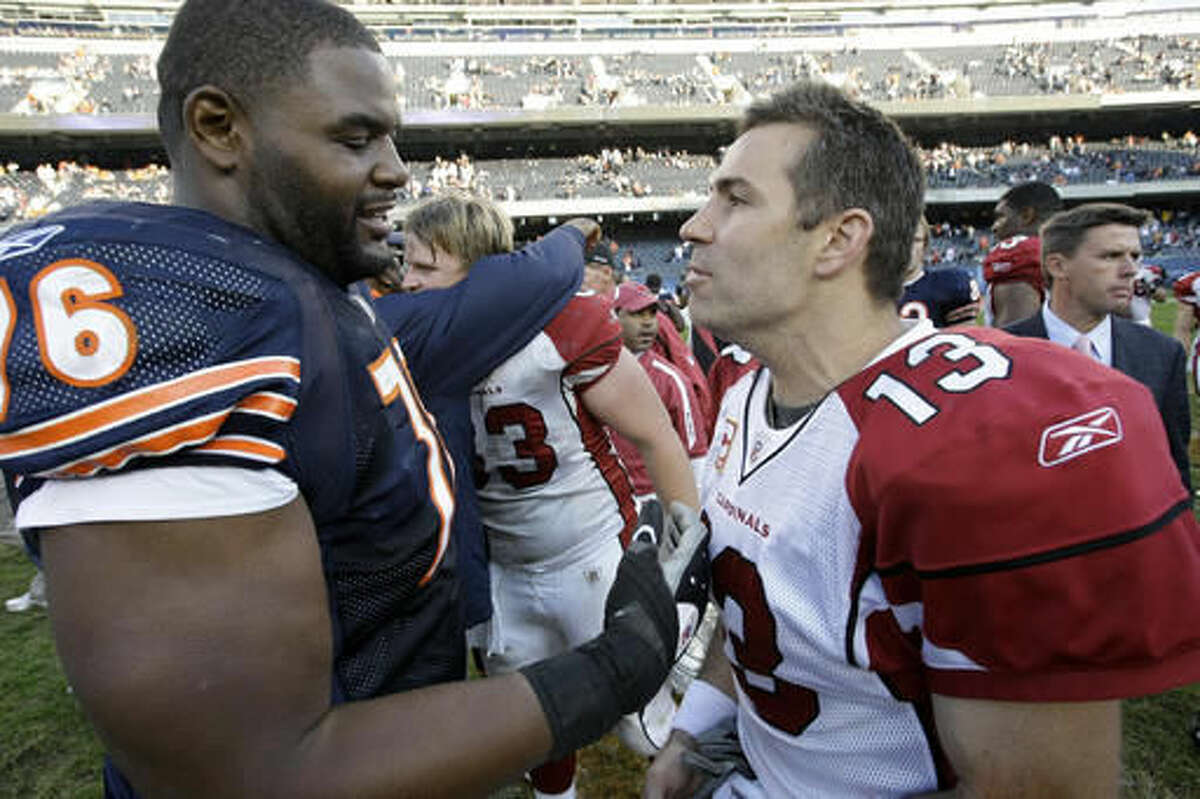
[610,282,710,500]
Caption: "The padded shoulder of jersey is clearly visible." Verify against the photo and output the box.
[839,326,1186,572]
[0,201,308,479]
[1174,271,1200,302]
[543,290,621,364]
[982,234,1042,282]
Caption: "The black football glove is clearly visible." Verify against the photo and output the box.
[520,538,677,761]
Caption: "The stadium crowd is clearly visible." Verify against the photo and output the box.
[3,2,1200,798]
[4,132,1200,216]
[0,32,1198,115]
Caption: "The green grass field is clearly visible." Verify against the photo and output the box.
[1,302,1199,798]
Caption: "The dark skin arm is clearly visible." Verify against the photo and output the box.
[42,497,553,798]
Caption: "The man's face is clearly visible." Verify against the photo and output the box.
[618,306,658,353]
[905,223,928,282]
[679,123,820,342]
[1050,223,1141,324]
[400,235,468,292]
[243,47,406,286]
[583,262,615,294]
[992,199,1021,240]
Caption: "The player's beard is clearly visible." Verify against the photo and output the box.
[245,150,393,287]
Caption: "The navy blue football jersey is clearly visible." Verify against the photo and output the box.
[371,227,584,630]
[0,201,462,700]
[898,268,981,328]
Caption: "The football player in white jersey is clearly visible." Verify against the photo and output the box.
[644,81,1200,798]
[400,193,700,799]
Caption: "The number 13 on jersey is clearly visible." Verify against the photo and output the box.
[865,332,1011,424]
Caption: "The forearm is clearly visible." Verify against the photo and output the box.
[44,504,560,799]
[640,430,700,511]
[695,622,735,697]
[1172,311,1194,353]
[668,623,735,748]
[285,674,553,799]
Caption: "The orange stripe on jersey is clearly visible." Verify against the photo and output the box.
[52,412,228,477]
[0,356,300,460]
[368,347,403,405]
[234,391,298,421]
[0,279,17,423]
[195,435,286,463]
[390,341,454,586]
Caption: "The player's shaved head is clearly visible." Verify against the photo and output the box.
[157,0,381,157]
[999,181,1063,227]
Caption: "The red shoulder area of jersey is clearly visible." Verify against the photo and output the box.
[1174,271,1200,303]
[543,291,621,363]
[639,348,687,399]
[982,234,1042,284]
[838,326,1189,574]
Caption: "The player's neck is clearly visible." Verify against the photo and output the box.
[1049,296,1106,334]
[759,303,906,408]
[172,173,256,239]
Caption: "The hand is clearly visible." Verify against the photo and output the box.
[643,731,704,799]
[562,217,602,249]
[520,539,677,761]
[604,539,679,709]
[661,502,709,599]
[945,301,981,325]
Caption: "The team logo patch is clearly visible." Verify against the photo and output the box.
[1038,406,1123,466]
[712,416,738,473]
[0,225,64,262]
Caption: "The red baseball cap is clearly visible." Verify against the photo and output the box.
[613,282,659,313]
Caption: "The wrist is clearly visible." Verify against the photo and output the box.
[672,678,737,739]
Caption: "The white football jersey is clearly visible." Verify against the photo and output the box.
[703,320,1200,796]
[472,293,636,564]
[704,323,942,797]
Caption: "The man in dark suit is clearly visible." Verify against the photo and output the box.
[1006,202,1191,492]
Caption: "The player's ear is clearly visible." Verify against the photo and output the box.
[1043,252,1067,283]
[814,208,873,279]
[183,86,244,174]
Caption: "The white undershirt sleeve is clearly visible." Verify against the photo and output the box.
[15,466,299,529]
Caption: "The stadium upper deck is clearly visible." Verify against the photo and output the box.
[2,0,1200,231]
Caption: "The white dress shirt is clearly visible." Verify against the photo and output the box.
[1041,302,1113,366]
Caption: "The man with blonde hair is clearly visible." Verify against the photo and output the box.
[373,190,605,652]
[393,192,701,799]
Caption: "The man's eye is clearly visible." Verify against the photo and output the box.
[341,136,370,150]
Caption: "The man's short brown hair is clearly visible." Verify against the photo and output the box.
[740,81,925,303]
[1039,203,1149,288]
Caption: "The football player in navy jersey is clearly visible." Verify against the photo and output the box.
[0,1,686,796]
[898,217,981,327]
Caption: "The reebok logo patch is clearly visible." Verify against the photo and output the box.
[1038,406,1122,466]
[0,225,64,262]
